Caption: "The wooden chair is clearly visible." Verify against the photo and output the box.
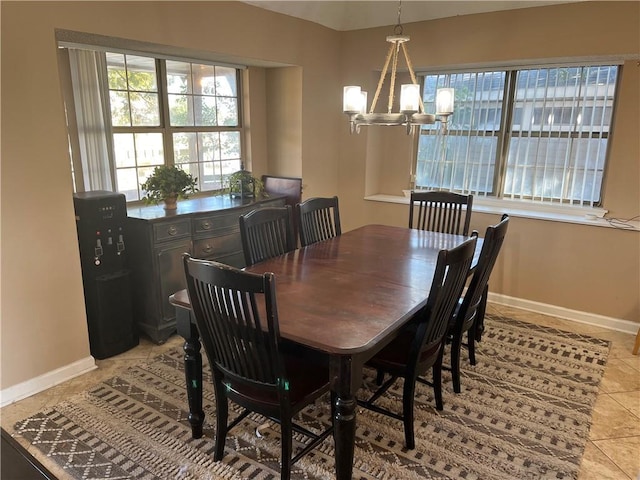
[358,236,477,449]
[296,196,341,247]
[183,255,333,480]
[262,175,303,240]
[239,206,296,266]
[409,191,473,236]
[446,214,510,393]
[262,175,303,209]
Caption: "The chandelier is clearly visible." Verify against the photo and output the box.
[343,2,454,135]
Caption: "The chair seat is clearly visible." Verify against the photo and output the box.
[366,330,443,375]
[226,352,329,411]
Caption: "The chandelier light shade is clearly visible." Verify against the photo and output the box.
[400,84,420,112]
[343,86,367,114]
[343,2,454,135]
[436,88,455,115]
[435,87,455,131]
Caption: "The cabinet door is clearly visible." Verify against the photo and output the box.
[155,239,192,326]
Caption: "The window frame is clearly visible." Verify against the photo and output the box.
[413,62,621,209]
[58,30,256,203]
[106,53,245,202]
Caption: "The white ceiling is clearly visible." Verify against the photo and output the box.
[242,1,584,31]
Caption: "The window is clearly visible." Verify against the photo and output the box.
[416,64,619,206]
[105,53,243,201]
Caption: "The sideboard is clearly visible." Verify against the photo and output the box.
[126,194,286,343]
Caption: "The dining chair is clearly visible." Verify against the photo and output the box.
[445,214,510,393]
[262,175,303,240]
[358,235,477,449]
[182,255,333,480]
[262,175,303,208]
[239,205,297,266]
[409,191,473,236]
[295,196,342,247]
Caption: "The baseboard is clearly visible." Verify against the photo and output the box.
[0,356,96,408]
[489,293,638,335]
[1,296,637,408]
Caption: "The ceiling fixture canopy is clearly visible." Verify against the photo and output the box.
[343,1,454,135]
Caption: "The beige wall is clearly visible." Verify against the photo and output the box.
[1,1,638,395]
[265,67,303,177]
[338,2,640,322]
[242,67,268,174]
[0,1,341,391]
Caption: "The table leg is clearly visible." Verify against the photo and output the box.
[331,356,359,480]
[176,306,204,439]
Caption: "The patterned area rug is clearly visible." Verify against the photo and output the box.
[13,314,610,479]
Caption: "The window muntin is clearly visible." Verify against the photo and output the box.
[107,54,160,127]
[105,53,242,201]
[166,61,239,127]
[416,65,618,206]
[173,131,241,191]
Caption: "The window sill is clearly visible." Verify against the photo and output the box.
[364,194,640,231]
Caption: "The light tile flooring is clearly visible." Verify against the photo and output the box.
[1,303,639,479]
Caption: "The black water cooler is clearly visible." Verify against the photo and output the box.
[73,191,138,359]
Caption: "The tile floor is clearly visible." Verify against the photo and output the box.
[1,303,639,479]
[488,304,640,480]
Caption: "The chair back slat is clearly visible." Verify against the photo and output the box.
[458,214,510,333]
[239,206,296,266]
[411,236,477,374]
[296,196,341,247]
[183,255,282,388]
[410,191,473,236]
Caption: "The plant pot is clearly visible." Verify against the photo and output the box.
[163,195,178,210]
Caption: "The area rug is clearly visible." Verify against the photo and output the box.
[12,314,610,480]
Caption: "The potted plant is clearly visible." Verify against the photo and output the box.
[140,165,198,210]
[226,169,265,199]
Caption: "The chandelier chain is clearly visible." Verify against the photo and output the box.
[370,44,395,113]
[394,0,403,35]
[389,43,401,113]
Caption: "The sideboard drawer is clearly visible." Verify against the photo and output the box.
[194,208,252,235]
[193,232,242,259]
[153,219,191,243]
[193,215,217,234]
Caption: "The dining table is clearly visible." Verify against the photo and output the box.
[169,223,482,480]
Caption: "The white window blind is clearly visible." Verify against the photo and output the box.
[416,64,619,206]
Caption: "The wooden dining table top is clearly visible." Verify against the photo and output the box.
[171,223,481,356]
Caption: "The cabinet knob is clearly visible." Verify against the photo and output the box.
[167,225,178,236]
[202,244,213,253]
[201,221,212,230]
